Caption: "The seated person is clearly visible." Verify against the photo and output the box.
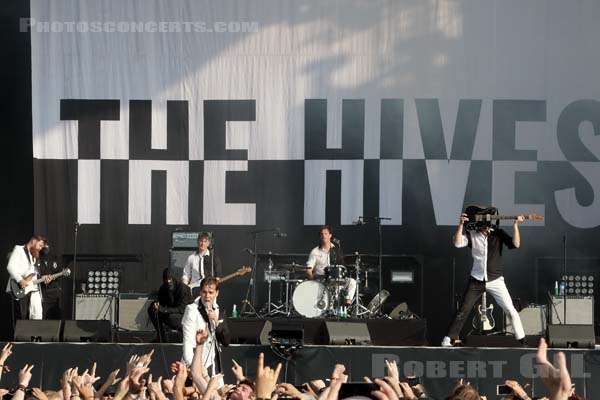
[306,225,356,305]
[148,268,192,341]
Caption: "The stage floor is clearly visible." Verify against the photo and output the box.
[2,342,599,399]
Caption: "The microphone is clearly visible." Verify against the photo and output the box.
[244,248,256,256]
[203,301,215,331]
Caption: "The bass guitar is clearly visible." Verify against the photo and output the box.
[464,204,544,231]
[10,268,71,299]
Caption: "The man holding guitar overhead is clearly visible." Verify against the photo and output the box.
[441,205,542,347]
[5,234,52,320]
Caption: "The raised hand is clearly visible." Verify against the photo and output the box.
[384,359,399,381]
[256,353,282,399]
[0,343,13,365]
[536,338,572,400]
[18,364,35,388]
[139,350,155,367]
[196,329,209,345]
[372,378,399,400]
[231,359,245,382]
[31,388,48,400]
[276,383,302,400]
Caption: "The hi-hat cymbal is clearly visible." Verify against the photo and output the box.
[276,263,310,270]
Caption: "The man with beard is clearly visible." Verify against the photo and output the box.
[148,268,193,342]
[5,234,52,320]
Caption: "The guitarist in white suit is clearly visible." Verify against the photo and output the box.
[442,211,526,347]
[5,234,53,320]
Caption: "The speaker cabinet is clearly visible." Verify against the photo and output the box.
[118,293,157,331]
[549,296,594,325]
[75,295,115,324]
[14,320,61,342]
[170,250,194,276]
[324,321,371,345]
[63,320,112,342]
[507,305,547,336]
[547,324,595,349]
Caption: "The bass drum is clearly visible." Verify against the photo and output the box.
[292,280,330,318]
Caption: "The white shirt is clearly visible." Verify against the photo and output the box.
[455,230,489,281]
[306,243,337,276]
[5,245,39,293]
[181,297,221,369]
[182,249,210,288]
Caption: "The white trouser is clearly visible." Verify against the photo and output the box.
[342,278,357,302]
[486,277,525,340]
[29,291,43,320]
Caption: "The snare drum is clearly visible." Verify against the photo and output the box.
[325,265,347,284]
[292,280,330,318]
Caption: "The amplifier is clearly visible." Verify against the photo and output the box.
[506,305,547,336]
[75,295,116,325]
[549,296,594,325]
[170,249,195,275]
[172,231,205,249]
[118,293,157,331]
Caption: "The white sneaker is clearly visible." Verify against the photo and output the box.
[441,336,452,347]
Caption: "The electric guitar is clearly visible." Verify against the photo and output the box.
[464,205,544,231]
[473,292,495,332]
[189,267,252,296]
[10,268,71,299]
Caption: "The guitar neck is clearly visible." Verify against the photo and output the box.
[219,271,242,284]
[32,270,65,284]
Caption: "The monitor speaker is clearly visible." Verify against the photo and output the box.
[14,320,61,342]
[547,324,595,349]
[63,320,112,342]
[324,321,371,345]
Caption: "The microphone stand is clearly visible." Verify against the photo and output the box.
[563,235,567,325]
[71,222,79,318]
[358,216,391,316]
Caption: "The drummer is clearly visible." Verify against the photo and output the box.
[306,225,357,306]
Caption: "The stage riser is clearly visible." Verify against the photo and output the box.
[228,318,427,346]
[1,343,598,399]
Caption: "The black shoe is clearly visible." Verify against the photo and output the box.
[519,338,528,347]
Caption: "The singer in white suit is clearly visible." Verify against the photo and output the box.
[181,276,230,374]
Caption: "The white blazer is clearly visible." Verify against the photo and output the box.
[6,245,37,293]
[181,297,220,366]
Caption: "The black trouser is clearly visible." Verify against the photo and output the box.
[43,291,62,319]
[447,277,485,339]
[13,293,31,320]
[147,306,183,339]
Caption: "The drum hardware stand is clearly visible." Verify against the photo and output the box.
[240,228,280,317]
[351,252,372,318]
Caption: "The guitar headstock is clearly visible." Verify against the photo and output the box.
[528,214,544,221]
[63,268,72,277]
[235,267,252,276]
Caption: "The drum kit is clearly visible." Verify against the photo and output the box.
[255,253,389,319]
